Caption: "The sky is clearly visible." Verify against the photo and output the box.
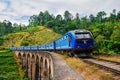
[0,0,120,25]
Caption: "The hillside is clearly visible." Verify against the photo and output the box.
[2,26,61,47]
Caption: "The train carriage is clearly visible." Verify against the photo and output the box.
[10,29,95,57]
[23,46,31,50]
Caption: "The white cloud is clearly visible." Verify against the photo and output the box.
[0,2,7,11]
[0,0,120,25]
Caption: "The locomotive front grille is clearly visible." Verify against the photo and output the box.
[76,39,93,44]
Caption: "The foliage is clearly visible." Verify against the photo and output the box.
[0,37,3,45]
[0,20,28,37]
[3,32,30,47]
[2,26,61,47]
[0,50,21,80]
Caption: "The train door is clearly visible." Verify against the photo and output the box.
[68,35,72,47]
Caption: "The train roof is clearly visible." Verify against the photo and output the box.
[69,30,91,34]
[60,30,91,37]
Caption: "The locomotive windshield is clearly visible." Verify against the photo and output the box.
[75,33,91,39]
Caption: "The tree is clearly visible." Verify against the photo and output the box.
[110,26,120,52]
[89,14,95,24]
[3,20,12,33]
[80,16,88,29]
[109,9,117,23]
[96,11,106,23]
[0,22,5,36]
[29,15,39,26]
[55,14,63,26]
[56,14,62,22]
[75,13,80,21]
[38,11,44,25]
[44,11,53,24]
[64,10,73,22]
[117,11,120,21]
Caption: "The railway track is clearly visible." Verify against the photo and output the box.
[81,58,120,75]
[92,57,120,65]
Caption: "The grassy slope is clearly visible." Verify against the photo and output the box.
[0,49,20,80]
[2,26,61,47]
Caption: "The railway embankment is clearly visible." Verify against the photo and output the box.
[58,53,120,80]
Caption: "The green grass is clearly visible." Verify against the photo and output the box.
[0,50,20,80]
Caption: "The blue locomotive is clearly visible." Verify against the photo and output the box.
[10,30,94,57]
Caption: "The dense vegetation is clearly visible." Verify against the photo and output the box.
[28,9,120,33]
[0,20,27,37]
[0,9,120,54]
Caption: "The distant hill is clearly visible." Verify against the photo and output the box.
[2,26,61,47]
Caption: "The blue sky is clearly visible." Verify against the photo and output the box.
[0,0,120,25]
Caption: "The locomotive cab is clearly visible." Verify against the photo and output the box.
[75,32,93,44]
[73,30,94,52]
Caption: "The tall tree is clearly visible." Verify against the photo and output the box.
[75,13,80,21]
[109,9,117,23]
[0,22,5,36]
[29,15,39,26]
[117,11,120,21]
[64,11,73,22]
[96,11,106,23]
[80,16,88,29]
[55,14,63,26]
[44,11,52,23]
[3,20,12,33]
[38,11,44,25]
[89,14,95,24]
[56,14,62,21]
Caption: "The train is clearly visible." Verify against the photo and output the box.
[10,30,95,57]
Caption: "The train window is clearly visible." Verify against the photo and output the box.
[66,36,68,38]
[68,36,72,41]
[75,33,91,39]
[64,36,66,39]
